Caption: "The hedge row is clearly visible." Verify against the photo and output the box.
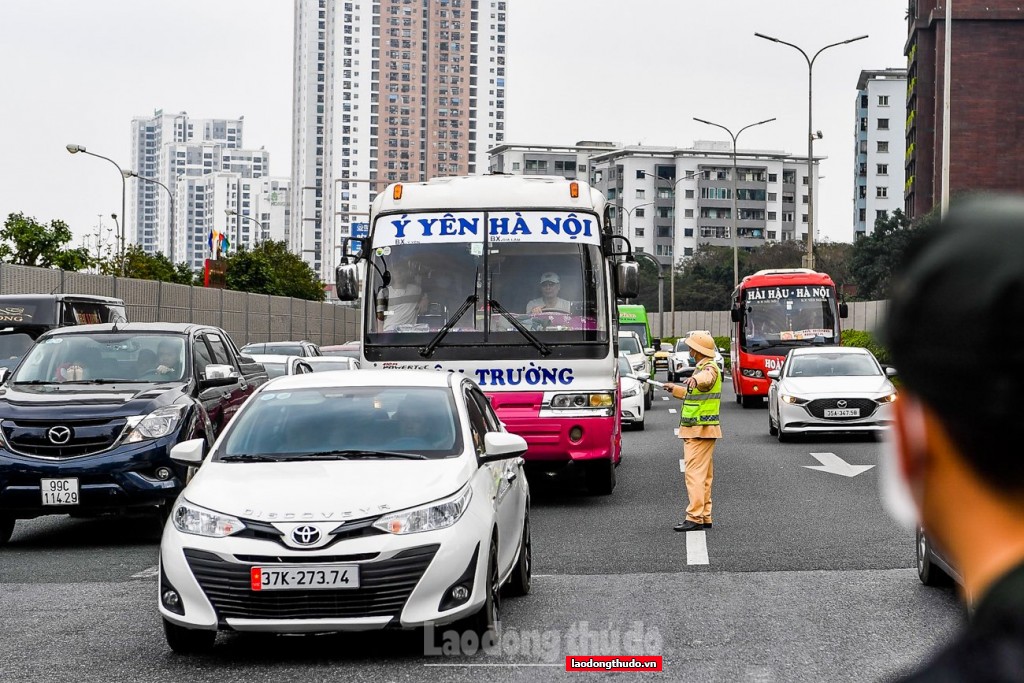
[841,329,890,364]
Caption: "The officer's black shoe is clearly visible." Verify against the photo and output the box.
[704,522,712,529]
[673,520,704,532]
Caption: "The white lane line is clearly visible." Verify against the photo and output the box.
[679,459,685,473]
[686,531,709,565]
[661,396,670,401]
[131,565,159,579]
[668,408,677,414]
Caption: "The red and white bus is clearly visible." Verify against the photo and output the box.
[729,268,848,407]
[335,175,640,494]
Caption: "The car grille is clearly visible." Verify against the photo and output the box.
[184,544,439,622]
[1,418,128,458]
[806,398,878,420]
[233,516,386,549]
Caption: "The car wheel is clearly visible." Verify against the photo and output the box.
[163,618,216,655]
[0,515,15,546]
[585,458,616,495]
[458,537,501,639]
[777,420,792,443]
[768,412,778,437]
[917,528,952,586]
[635,418,645,431]
[507,511,532,596]
[643,389,652,411]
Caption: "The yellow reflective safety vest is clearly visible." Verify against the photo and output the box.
[679,359,722,428]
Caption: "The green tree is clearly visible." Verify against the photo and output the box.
[0,212,92,271]
[99,245,196,284]
[223,241,325,301]
[850,207,939,300]
[813,241,856,296]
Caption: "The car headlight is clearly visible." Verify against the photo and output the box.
[550,392,614,408]
[741,369,765,378]
[172,499,246,537]
[622,386,639,398]
[373,485,472,535]
[124,404,188,443]
[875,392,898,404]
[780,394,808,405]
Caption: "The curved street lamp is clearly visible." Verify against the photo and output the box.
[123,170,176,261]
[66,144,127,273]
[692,117,776,288]
[754,32,868,269]
[225,208,269,246]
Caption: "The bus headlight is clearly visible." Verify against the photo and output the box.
[741,369,765,379]
[550,393,614,409]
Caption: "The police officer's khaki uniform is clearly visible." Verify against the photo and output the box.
[669,359,722,526]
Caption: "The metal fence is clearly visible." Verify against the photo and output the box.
[648,300,889,339]
[0,263,361,347]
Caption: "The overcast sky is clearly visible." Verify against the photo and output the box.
[0,0,906,250]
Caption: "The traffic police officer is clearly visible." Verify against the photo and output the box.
[664,330,721,532]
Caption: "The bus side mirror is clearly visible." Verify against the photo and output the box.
[616,261,639,299]
[335,264,360,302]
[839,302,849,319]
[731,305,741,323]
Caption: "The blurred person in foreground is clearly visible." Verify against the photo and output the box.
[882,195,1024,681]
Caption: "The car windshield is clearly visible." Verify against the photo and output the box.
[266,345,303,356]
[219,386,462,459]
[322,345,359,359]
[261,362,287,378]
[619,336,641,354]
[12,333,187,383]
[674,340,688,353]
[0,331,35,368]
[617,356,633,376]
[306,358,354,371]
[786,353,881,378]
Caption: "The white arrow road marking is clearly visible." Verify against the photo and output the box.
[668,408,677,414]
[686,530,709,565]
[131,565,159,579]
[803,452,875,478]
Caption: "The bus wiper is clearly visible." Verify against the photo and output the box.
[420,294,477,358]
[488,299,551,356]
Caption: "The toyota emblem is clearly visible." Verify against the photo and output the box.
[47,426,72,445]
[292,525,322,546]
[837,400,848,408]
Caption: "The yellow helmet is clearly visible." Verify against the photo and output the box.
[684,331,716,358]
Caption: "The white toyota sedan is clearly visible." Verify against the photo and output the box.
[158,370,531,653]
[767,347,897,441]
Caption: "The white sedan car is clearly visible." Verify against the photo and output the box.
[158,370,531,653]
[767,347,897,441]
[617,355,645,431]
[248,354,313,379]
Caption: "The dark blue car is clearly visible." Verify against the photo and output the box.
[0,322,266,544]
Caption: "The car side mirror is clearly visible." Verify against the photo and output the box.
[766,370,781,380]
[637,371,650,380]
[0,368,9,385]
[199,364,238,389]
[884,366,898,377]
[170,438,206,466]
[644,347,655,356]
[651,338,662,349]
[839,302,849,319]
[479,431,528,462]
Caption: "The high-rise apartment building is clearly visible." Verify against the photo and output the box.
[490,142,819,266]
[128,111,243,260]
[853,69,907,237]
[905,0,1024,218]
[329,0,507,270]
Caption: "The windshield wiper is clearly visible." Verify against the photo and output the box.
[219,454,288,463]
[12,380,57,385]
[420,294,477,358]
[488,299,551,356]
[302,449,429,461]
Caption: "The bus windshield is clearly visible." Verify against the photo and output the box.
[364,211,609,349]
[740,285,838,353]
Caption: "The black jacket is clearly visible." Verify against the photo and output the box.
[892,562,1024,682]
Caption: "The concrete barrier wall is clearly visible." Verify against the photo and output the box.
[649,300,888,339]
[0,263,360,348]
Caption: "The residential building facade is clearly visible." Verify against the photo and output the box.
[488,141,619,179]
[853,68,907,237]
[333,0,507,268]
[905,0,1024,218]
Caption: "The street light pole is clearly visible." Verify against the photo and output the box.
[631,251,665,339]
[754,32,868,270]
[225,208,269,246]
[693,117,776,288]
[123,170,176,261]
[66,144,127,273]
[611,202,654,239]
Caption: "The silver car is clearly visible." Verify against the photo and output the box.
[766,347,897,441]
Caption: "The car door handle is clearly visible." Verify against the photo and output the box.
[221,391,232,399]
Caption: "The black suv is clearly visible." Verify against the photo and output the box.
[0,322,267,544]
